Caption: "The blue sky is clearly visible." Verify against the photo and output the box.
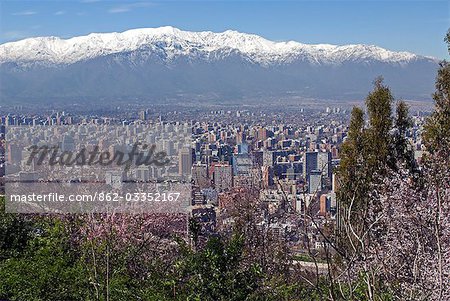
[1,0,449,59]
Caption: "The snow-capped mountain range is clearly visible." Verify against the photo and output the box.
[0,26,432,66]
[0,26,439,102]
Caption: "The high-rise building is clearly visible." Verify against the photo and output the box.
[308,170,322,194]
[257,128,267,141]
[236,132,244,145]
[162,139,175,156]
[331,146,339,159]
[262,165,274,188]
[332,172,339,193]
[318,151,332,188]
[7,143,22,164]
[139,110,148,121]
[320,194,332,216]
[213,163,233,192]
[303,151,318,182]
[179,148,192,177]
[263,150,273,167]
[192,163,210,188]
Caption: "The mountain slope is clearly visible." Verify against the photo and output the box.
[0,26,439,103]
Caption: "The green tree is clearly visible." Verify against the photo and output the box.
[423,35,450,157]
[175,234,262,301]
[337,106,365,207]
[334,78,414,300]
[0,219,91,301]
[0,197,33,261]
[365,76,394,173]
[392,100,415,171]
[336,105,369,246]
[338,78,398,212]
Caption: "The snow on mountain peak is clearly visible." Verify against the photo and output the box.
[0,26,426,66]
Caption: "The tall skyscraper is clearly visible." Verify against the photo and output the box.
[318,151,332,186]
[213,163,233,192]
[309,170,322,194]
[179,148,192,177]
[303,151,318,182]
[139,110,148,121]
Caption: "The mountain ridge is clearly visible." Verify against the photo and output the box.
[0,26,437,66]
[0,26,439,103]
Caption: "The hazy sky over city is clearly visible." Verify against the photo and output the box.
[1,0,449,59]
